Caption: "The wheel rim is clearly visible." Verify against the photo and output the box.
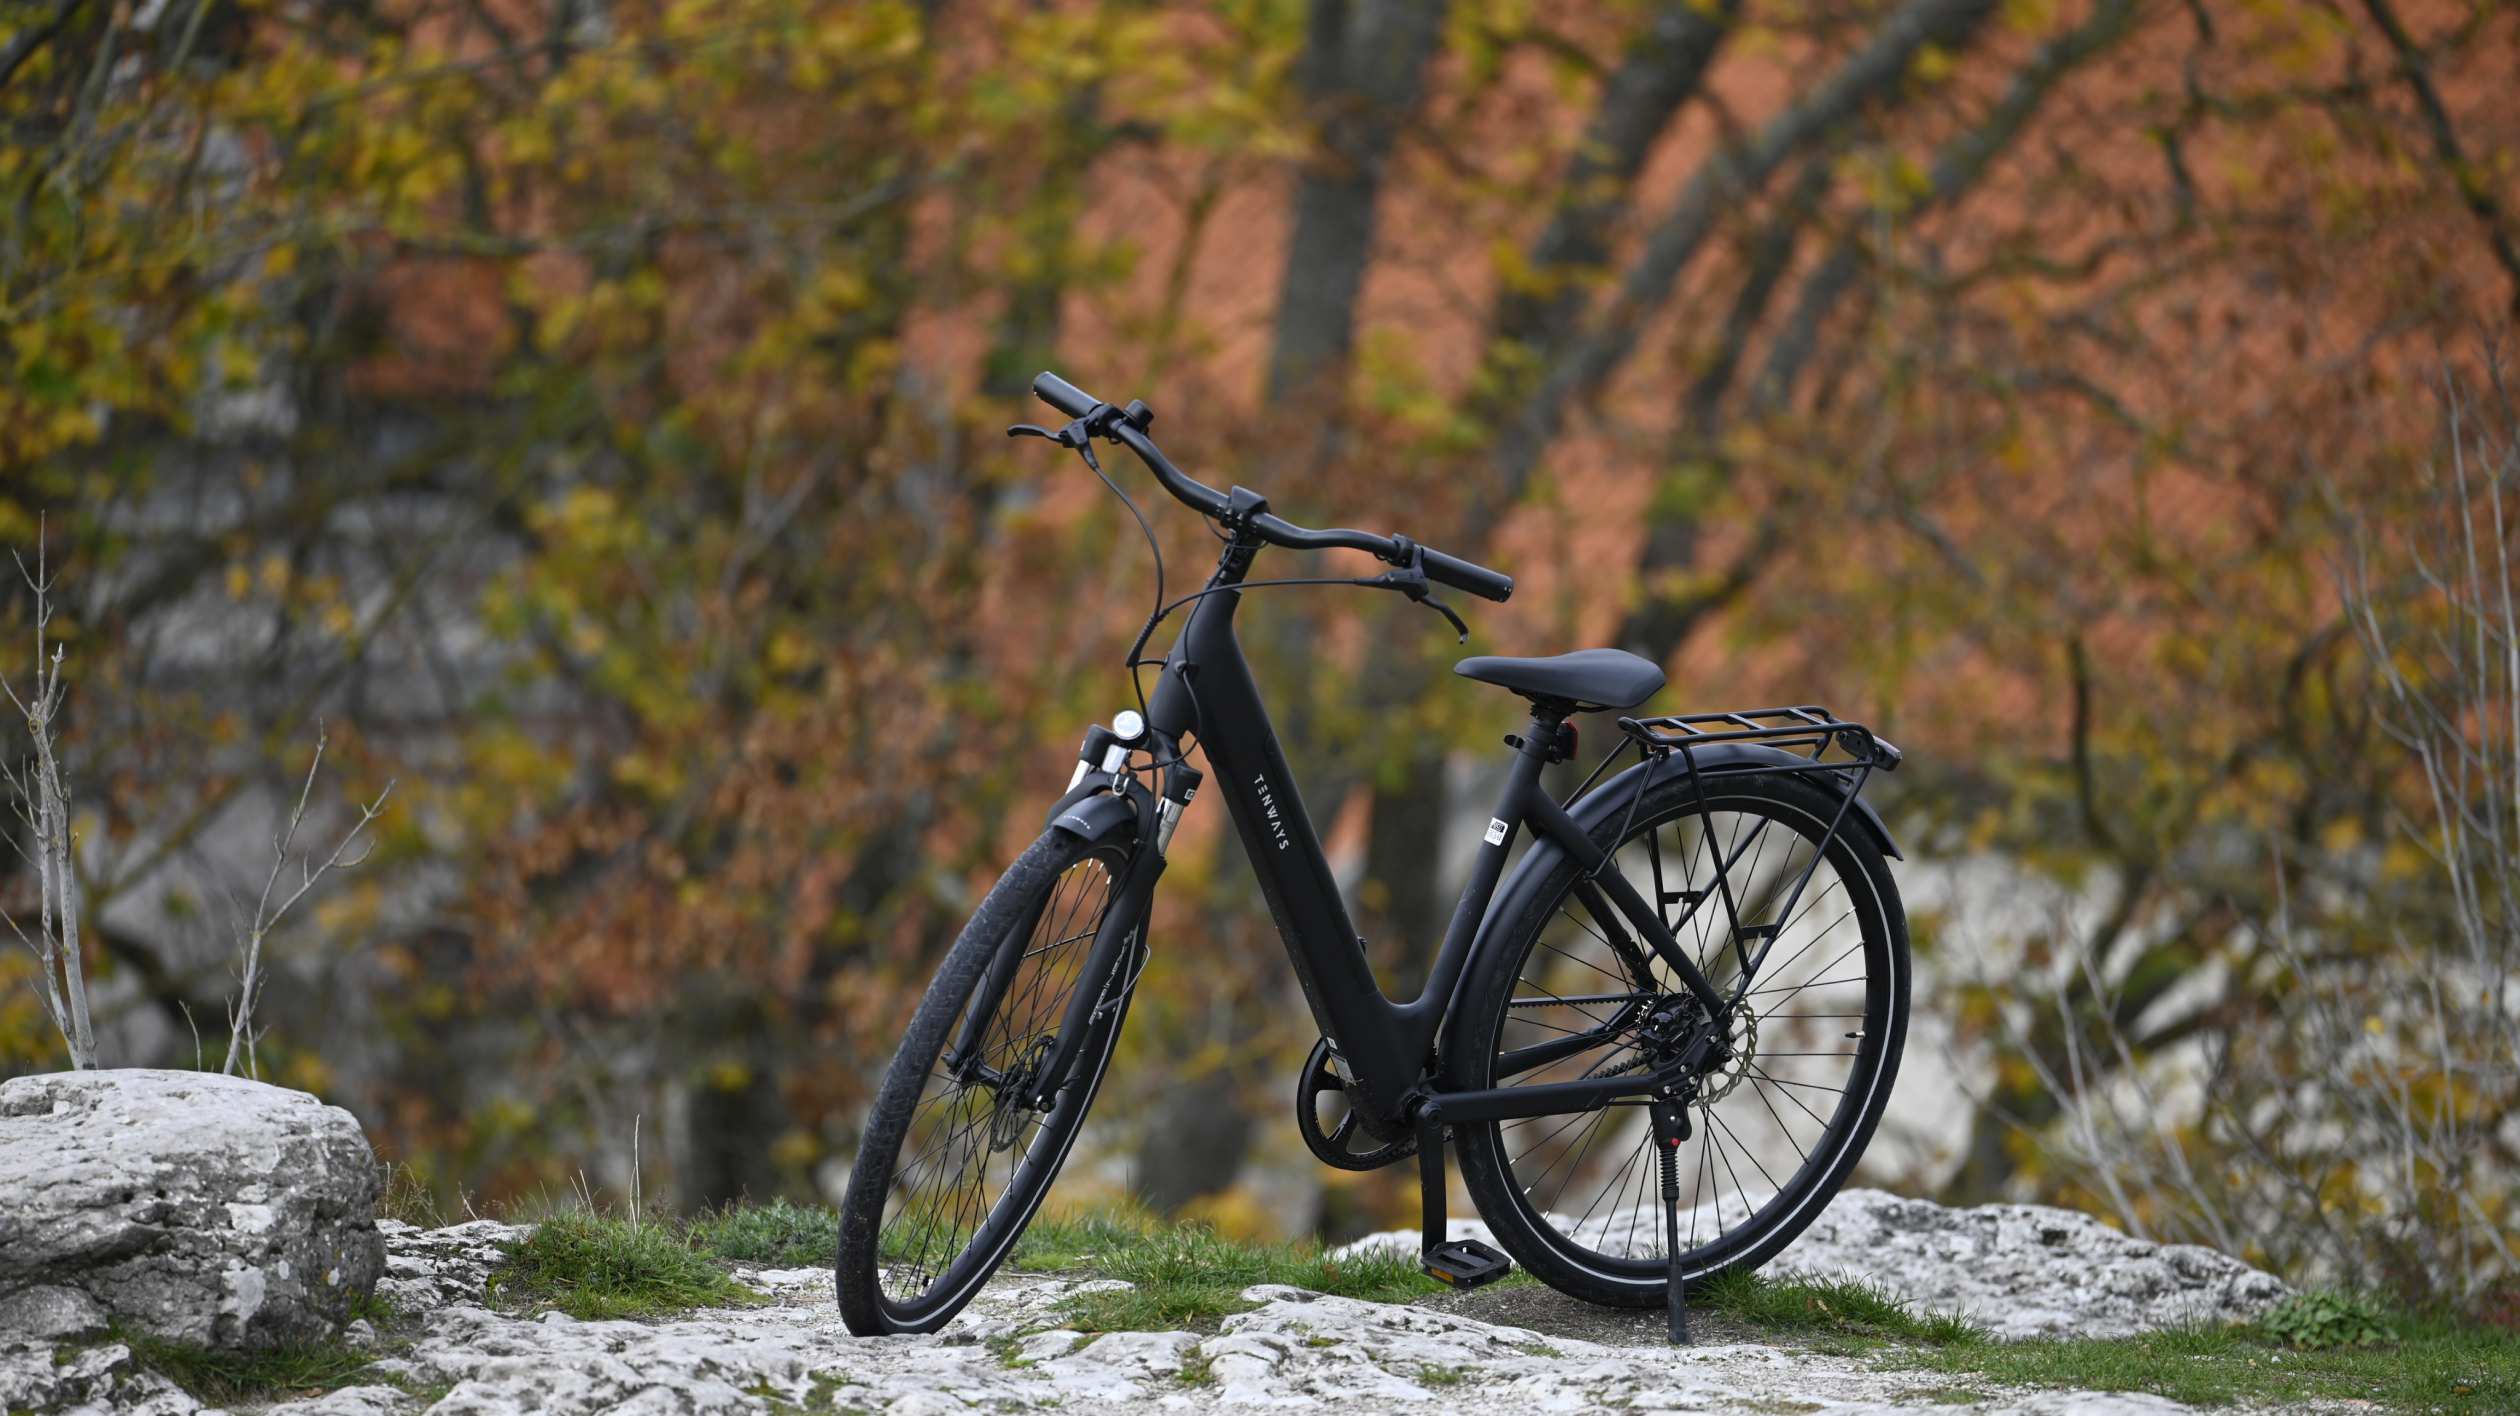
[1481,792,1890,1278]
[873,849,1128,1317]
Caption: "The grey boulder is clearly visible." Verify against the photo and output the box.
[0,1068,384,1350]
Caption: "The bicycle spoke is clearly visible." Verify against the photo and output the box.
[1745,1067,1813,1157]
[1710,1107,1785,1197]
[1747,1065,1836,1129]
[1488,785,1886,1284]
[874,851,1125,1311]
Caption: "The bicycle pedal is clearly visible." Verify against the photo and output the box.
[1421,1239,1513,1290]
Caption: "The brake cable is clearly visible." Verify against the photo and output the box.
[1009,414,1473,776]
[1012,416,1169,728]
[1140,567,1470,643]
[1013,410,1469,634]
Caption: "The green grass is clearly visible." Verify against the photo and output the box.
[1700,1270,1985,1346]
[117,1331,380,1405]
[686,1197,839,1267]
[1695,1271,2513,1413]
[489,1210,761,1320]
[1892,1304,2520,1413]
[1007,1209,1452,1332]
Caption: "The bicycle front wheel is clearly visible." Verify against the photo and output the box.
[836,824,1143,1334]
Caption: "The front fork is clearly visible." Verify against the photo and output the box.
[949,715,1199,1108]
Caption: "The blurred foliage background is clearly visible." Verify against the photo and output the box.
[3,0,2515,1305]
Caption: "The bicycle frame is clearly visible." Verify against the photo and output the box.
[1132,531,1735,1134]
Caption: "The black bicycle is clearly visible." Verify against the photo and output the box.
[836,373,1909,1342]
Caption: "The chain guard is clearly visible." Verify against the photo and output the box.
[1294,1037,1417,1172]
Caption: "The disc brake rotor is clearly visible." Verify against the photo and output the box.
[986,1036,1056,1151]
[1698,1003,1758,1104]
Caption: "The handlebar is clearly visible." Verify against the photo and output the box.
[1027,371,1514,604]
[1032,370,1100,420]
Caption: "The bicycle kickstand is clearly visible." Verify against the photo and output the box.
[1652,1100,1692,1345]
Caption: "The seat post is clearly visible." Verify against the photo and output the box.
[1511,697,1576,767]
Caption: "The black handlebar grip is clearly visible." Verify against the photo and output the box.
[1032,371,1100,419]
[1421,546,1514,603]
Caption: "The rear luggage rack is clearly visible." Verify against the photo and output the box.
[1614,704,1901,772]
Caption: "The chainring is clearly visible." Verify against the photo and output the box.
[1294,1037,1417,1172]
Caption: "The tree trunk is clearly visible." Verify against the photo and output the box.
[1266,0,1450,400]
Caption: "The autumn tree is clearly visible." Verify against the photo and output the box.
[4,0,2513,1293]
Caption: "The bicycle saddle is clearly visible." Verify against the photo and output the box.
[1453,648,1665,710]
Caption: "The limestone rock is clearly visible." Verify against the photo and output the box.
[0,1338,201,1416]
[0,1068,385,1350]
[315,1232,2225,1415]
[2,1185,2297,1412]
[1335,1187,2291,1341]
[373,1219,526,1313]
[1775,1188,2291,1340]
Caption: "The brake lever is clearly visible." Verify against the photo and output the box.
[1008,419,1104,472]
[1364,553,1471,643]
[1416,592,1470,643]
[1007,418,1094,448]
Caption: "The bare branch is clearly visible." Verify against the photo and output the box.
[1,515,96,1068]
[221,722,397,1076]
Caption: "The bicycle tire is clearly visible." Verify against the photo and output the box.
[1449,769,1908,1307]
[835,825,1141,1334]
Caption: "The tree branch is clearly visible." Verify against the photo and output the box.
[2358,0,2520,317]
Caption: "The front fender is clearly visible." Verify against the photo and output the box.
[1436,745,1898,1075]
[1045,778,1149,850]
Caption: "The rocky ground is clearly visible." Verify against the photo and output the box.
[1339,1188,2293,1343]
[0,1190,2310,1416]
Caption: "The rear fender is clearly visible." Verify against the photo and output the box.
[1437,745,1897,1075]
[1624,744,1900,859]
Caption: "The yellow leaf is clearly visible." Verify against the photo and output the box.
[2003,0,2058,30]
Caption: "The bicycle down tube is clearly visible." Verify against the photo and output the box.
[1135,531,1731,1132]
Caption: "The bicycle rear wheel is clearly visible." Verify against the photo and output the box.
[836,824,1143,1334]
[1450,769,1907,1307]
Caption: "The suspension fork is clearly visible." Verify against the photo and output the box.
[1019,750,1200,1108]
[948,889,1046,1086]
[946,781,1160,1094]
